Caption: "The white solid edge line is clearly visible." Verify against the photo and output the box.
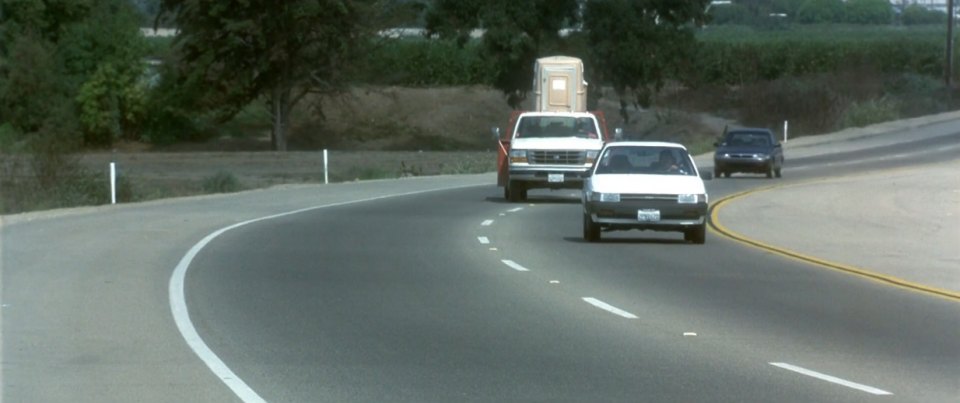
[582,297,638,319]
[770,362,893,396]
[481,219,494,226]
[478,236,490,244]
[170,184,484,403]
[500,259,530,272]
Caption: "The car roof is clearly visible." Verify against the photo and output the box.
[518,111,598,118]
[726,127,773,134]
[603,141,688,150]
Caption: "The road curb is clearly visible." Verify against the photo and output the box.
[708,177,960,303]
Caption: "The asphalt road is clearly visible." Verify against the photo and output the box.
[3,113,959,402]
[183,130,959,401]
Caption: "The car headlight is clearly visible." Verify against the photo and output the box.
[597,192,620,202]
[753,154,769,160]
[678,194,705,204]
[509,149,528,163]
[585,150,599,164]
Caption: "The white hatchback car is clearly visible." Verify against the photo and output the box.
[582,142,710,244]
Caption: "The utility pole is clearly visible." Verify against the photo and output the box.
[948,0,955,88]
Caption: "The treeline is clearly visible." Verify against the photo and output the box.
[356,26,950,88]
[709,0,948,26]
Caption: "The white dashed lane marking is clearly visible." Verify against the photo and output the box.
[582,297,638,319]
[481,219,494,226]
[478,237,490,244]
[501,259,530,272]
[770,363,893,396]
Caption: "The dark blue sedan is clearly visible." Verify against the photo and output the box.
[713,128,784,178]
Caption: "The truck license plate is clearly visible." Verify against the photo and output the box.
[637,209,660,222]
[548,173,564,183]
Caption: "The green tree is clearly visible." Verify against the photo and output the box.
[901,4,946,25]
[0,35,72,136]
[65,0,149,146]
[1,0,149,148]
[582,0,710,122]
[425,0,579,108]
[796,0,844,23]
[843,0,892,24]
[158,0,367,151]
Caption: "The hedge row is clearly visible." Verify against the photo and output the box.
[357,26,950,88]
[687,37,944,86]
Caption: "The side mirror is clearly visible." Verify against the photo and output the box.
[614,128,623,141]
[700,172,713,180]
[491,127,501,140]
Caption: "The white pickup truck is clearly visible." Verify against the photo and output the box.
[496,111,610,202]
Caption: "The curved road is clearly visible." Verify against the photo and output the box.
[2,113,958,402]
[184,126,959,401]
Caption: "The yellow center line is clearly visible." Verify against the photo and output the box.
[708,175,960,303]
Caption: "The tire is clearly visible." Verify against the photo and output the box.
[507,180,524,202]
[583,213,600,242]
[723,171,731,178]
[684,224,706,244]
[503,186,510,201]
[775,162,782,178]
[714,169,723,178]
[765,163,774,179]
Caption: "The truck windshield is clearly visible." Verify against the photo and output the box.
[517,116,597,139]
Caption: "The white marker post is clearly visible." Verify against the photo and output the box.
[323,149,329,184]
[109,162,117,204]
[783,120,789,143]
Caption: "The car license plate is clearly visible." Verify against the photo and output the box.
[637,209,660,222]
[548,173,564,183]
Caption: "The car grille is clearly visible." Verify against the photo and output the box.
[528,150,586,165]
[620,194,677,202]
[729,153,758,159]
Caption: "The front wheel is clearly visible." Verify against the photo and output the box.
[766,163,774,179]
[684,224,706,244]
[583,213,600,242]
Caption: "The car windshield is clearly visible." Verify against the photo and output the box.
[725,132,771,147]
[516,116,598,139]
[594,146,695,176]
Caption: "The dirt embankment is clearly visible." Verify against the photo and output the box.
[74,86,733,193]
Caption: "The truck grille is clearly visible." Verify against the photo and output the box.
[528,150,586,165]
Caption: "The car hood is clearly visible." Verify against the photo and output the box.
[587,174,706,195]
[715,145,773,155]
[511,137,604,151]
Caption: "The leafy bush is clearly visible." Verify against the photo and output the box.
[841,96,900,128]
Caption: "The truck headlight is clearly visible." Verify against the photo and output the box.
[585,150,599,164]
[509,149,528,163]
